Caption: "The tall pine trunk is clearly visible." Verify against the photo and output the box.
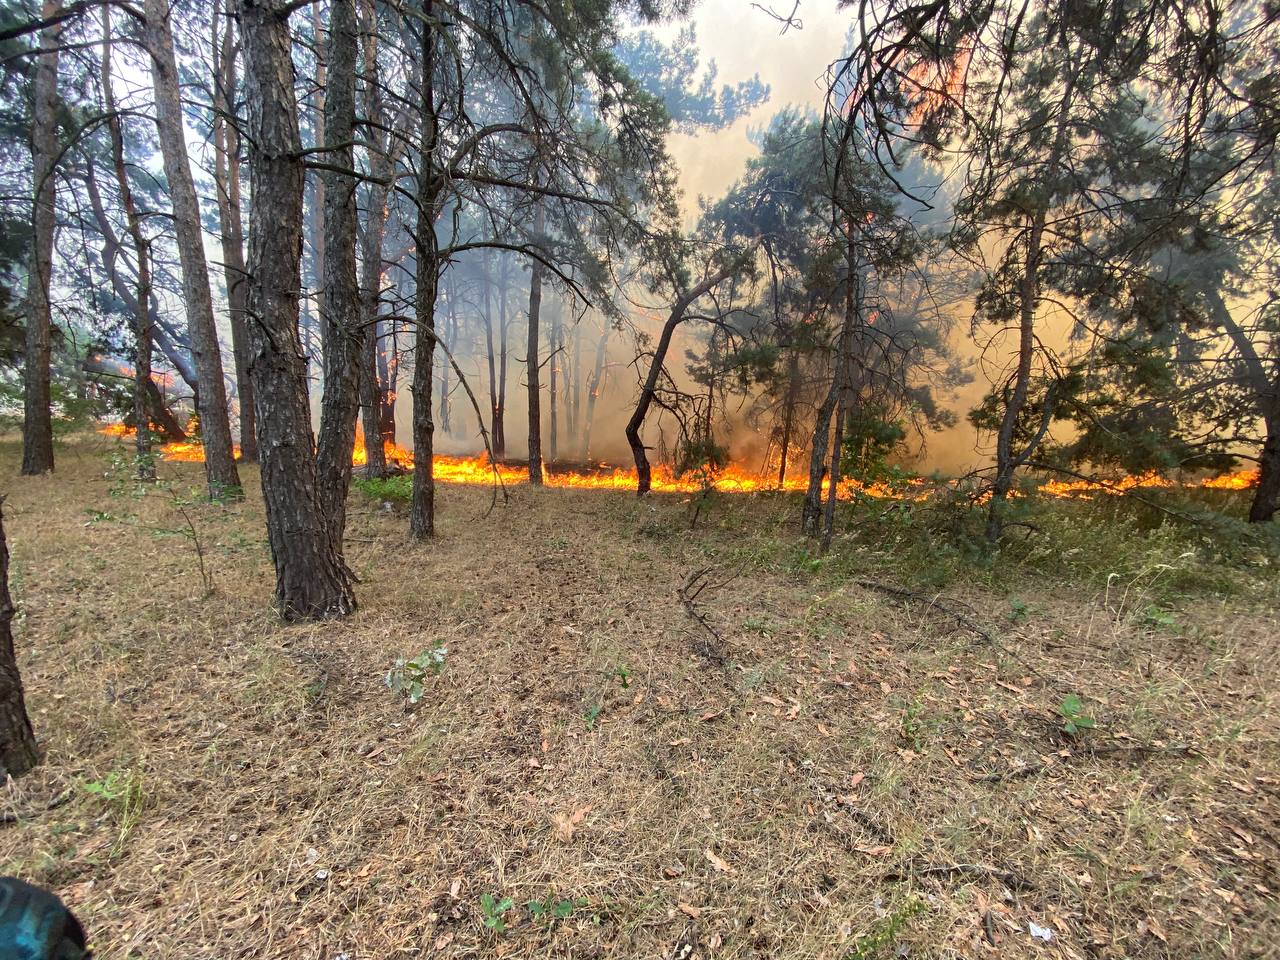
[495,264,509,458]
[144,0,240,498]
[583,322,609,460]
[482,253,501,455]
[102,10,154,480]
[314,0,363,543]
[0,502,39,780]
[21,1,61,477]
[549,293,560,462]
[777,349,800,488]
[211,3,257,461]
[238,0,354,620]
[526,202,546,485]
[409,2,441,539]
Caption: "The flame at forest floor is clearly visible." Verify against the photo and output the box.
[97,424,1260,500]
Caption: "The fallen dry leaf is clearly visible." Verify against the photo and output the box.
[678,902,701,918]
[705,848,735,874]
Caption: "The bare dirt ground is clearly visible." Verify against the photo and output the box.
[1,434,1277,959]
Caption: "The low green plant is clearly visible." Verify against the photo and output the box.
[845,897,924,960]
[478,892,516,933]
[385,647,448,704]
[527,894,585,922]
[899,699,930,751]
[1058,693,1096,737]
[1008,598,1029,622]
[1139,604,1177,629]
[353,474,413,503]
[608,663,632,689]
[583,702,603,730]
[82,768,145,853]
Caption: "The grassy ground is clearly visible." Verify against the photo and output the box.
[0,433,1277,959]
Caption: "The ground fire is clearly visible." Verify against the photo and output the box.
[98,424,1259,500]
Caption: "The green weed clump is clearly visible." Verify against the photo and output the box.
[353,474,413,502]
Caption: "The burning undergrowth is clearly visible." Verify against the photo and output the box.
[99,422,1261,503]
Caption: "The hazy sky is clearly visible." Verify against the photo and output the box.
[660,1,853,216]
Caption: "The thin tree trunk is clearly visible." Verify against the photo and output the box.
[569,316,582,449]
[820,386,850,553]
[482,252,500,453]
[303,0,327,404]
[409,2,441,539]
[211,3,257,461]
[0,502,39,780]
[986,47,1076,542]
[102,10,154,480]
[439,272,455,436]
[583,321,609,460]
[238,0,354,620]
[495,263,509,458]
[804,241,860,536]
[549,292,559,462]
[144,0,241,498]
[777,348,799,488]
[314,0,363,543]
[21,0,61,477]
[526,202,546,484]
[627,262,741,494]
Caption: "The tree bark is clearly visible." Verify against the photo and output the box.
[482,251,500,455]
[211,2,257,461]
[0,502,39,781]
[583,321,609,460]
[626,261,742,494]
[238,0,354,620]
[495,261,509,458]
[549,291,560,462]
[21,0,61,477]
[777,349,800,488]
[1251,417,1279,523]
[102,9,155,479]
[526,202,546,485]
[409,1,441,539]
[314,0,363,543]
[144,0,241,498]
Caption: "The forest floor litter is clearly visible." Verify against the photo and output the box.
[0,435,1276,959]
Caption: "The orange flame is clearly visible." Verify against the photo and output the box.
[98,425,1260,500]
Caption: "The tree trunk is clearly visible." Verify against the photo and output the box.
[314,0,363,544]
[777,349,799,488]
[627,262,740,494]
[482,252,500,455]
[549,292,559,462]
[1250,417,1279,523]
[804,242,860,536]
[495,264,509,458]
[21,1,61,477]
[0,502,39,780]
[238,0,354,620]
[102,10,155,479]
[583,321,609,460]
[211,3,257,462]
[409,2,440,539]
[985,48,1076,543]
[144,0,241,498]
[526,203,546,485]
[439,272,455,436]
[569,317,582,451]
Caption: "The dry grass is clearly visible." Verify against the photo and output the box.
[0,433,1277,959]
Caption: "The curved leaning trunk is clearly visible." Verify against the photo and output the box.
[238,0,354,620]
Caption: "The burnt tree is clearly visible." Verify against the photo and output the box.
[0,502,39,780]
